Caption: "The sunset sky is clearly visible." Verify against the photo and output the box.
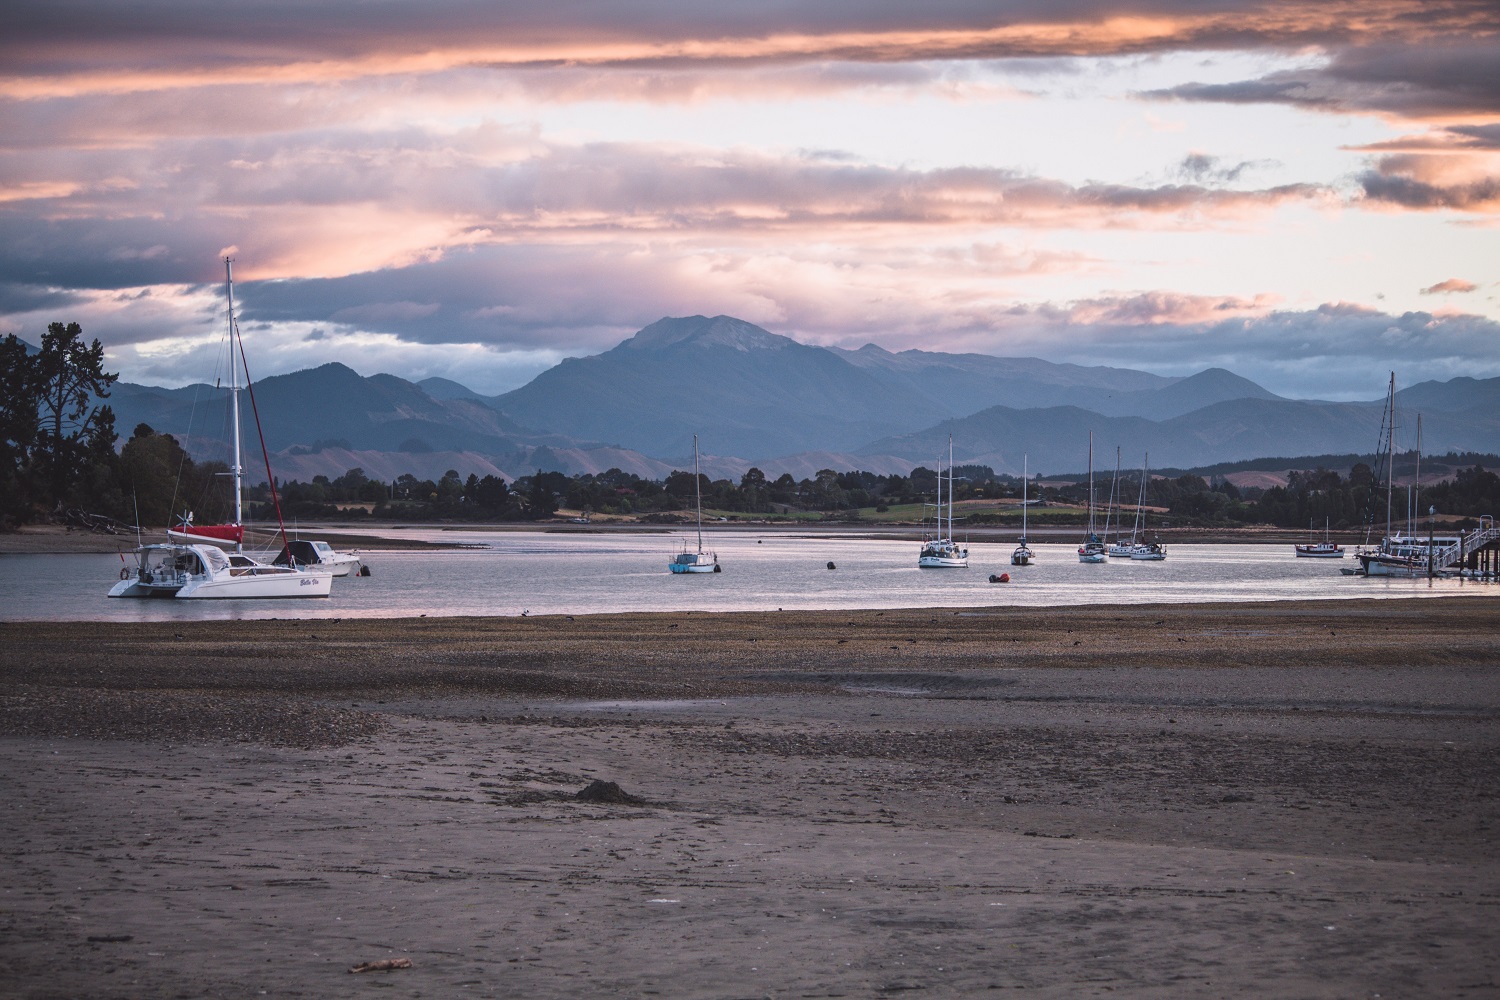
[2,0,1497,400]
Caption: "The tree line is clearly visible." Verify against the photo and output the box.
[250,461,1500,531]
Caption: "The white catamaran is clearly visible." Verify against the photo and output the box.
[110,258,333,599]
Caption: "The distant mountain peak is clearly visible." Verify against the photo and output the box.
[615,315,798,353]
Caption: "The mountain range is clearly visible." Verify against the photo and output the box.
[97,315,1500,482]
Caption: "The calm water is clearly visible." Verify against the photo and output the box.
[0,529,1488,622]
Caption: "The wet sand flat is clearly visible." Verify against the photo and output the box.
[2,597,1498,998]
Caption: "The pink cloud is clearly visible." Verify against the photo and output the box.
[1358,153,1500,212]
[1420,278,1478,294]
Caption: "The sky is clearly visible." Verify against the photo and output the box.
[2,0,1497,401]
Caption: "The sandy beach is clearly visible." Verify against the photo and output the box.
[3,597,1498,998]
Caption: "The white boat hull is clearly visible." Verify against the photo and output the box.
[278,541,363,577]
[110,543,333,599]
[1359,555,1425,578]
[919,540,968,568]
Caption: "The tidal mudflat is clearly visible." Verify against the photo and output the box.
[3,598,1497,997]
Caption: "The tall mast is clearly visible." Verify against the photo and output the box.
[1385,372,1395,540]
[225,257,243,551]
[1021,453,1028,541]
[1412,412,1422,537]
[1134,452,1149,542]
[693,434,703,554]
[1087,431,1095,536]
[933,446,942,539]
[1107,445,1121,540]
[947,434,954,540]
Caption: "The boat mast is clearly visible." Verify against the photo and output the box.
[693,434,703,554]
[1106,445,1121,541]
[1385,373,1395,540]
[1087,431,1095,537]
[1412,412,1422,537]
[1134,452,1149,543]
[225,257,243,552]
[936,445,943,539]
[947,434,954,541]
[1021,453,1028,542]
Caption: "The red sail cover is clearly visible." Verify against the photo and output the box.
[166,523,244,547]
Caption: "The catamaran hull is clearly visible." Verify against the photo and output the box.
[111,573,333,598]
[919,555,968,568]
[669,562,718,573]
[109,578,184,598]
[178,573,332,597]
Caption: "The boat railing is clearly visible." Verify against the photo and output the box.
[1433,518,1500,571]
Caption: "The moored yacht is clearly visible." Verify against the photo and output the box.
[1011,453,1034,567]
[669,435,720,573]
[274,539,364,576]
[1357,532,1461,577]
[1128,540,1167,560]
[920,436,968,568]
[1078,432,1107,563]
[1294,518,1344,558]
[111,542,332,598]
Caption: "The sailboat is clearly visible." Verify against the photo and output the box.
[1011,453,1034,566]
[1125,453,1166,560]
[1355,386,1457,577]
[1077,432,1107,563]
[668,435,719,573]
[919,436,968,568]
[110,258,333,599]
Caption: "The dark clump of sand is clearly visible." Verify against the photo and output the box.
[2,597,1498,998]
[575,779,647,804]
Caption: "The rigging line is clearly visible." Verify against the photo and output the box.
[231,316,292,557]
[167,305,230,529]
